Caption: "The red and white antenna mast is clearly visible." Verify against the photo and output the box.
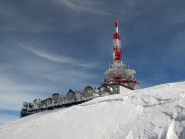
[103,21,139,89]
[112,22,123,69]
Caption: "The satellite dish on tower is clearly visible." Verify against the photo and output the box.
[106,86,113,94]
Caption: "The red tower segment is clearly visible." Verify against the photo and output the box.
[115,22,118,27]
[113,22,121,40]
[114,47,122,61]
[113,21,122,62]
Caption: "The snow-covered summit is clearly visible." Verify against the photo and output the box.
[0,81,185,139]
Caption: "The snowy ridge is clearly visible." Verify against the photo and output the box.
[0,81,185,139]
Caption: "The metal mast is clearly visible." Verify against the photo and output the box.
[103,21,139,89]
[112,22,123,69]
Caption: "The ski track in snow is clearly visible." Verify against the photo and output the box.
[0,82,185,139]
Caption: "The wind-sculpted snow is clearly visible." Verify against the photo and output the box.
[0,82,185,139]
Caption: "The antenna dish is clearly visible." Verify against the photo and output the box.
[84,86,93,97]
[23,102,28,107]
[67,89,75,101]
[106,86,113,94]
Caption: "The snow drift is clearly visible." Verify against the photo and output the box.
[0,82,185,139]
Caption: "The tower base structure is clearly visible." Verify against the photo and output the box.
[100,82,135,95]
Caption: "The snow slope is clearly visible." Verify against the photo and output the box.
[0,82,185,139]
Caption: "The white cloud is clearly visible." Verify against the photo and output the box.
[0,77,51,111]
[18,43,98,68]
[55,0,112,15]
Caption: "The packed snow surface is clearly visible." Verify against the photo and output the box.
[1,82,185,139]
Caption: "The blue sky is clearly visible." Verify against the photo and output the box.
[0,0,185,125]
